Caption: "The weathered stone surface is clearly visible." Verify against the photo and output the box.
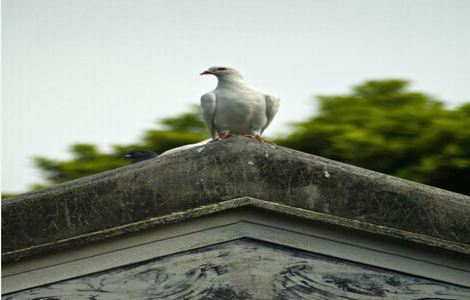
[2,137,470,260]
[4,239,470,300]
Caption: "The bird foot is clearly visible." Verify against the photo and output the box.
[211,132,233,142]
[245,134,265,143]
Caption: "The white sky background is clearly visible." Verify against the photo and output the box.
[2,0,470,192]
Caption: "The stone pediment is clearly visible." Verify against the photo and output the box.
[4,239,470,299]
[2,137,470,297]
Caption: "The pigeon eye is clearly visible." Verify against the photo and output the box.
[217,67,227,71]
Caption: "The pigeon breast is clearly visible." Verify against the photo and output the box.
[213,86,268,135]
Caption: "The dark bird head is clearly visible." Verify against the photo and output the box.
[125,151,158,163]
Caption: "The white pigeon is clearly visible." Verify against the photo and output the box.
[200,66,280,142]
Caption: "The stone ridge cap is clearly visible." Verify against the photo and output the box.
[2,137,470,261]
[3,197,469,263]
[4,137,469,205]
[290,151,470,201]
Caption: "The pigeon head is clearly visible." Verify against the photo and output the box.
[200,66,243,80]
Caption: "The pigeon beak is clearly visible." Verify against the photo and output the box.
[200,70,212,75]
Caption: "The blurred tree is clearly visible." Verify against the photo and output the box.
[1,193,18,199]
[276,80,470,195]
[34,144,129,184]
[33,105,209,185]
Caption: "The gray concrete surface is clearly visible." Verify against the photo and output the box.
[3,137,470,262]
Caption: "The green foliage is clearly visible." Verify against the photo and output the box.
[34,144,128,184]
[276,79,470,195]
[34,105,209,185]
[2,193,18,199]
[158,106,207,132]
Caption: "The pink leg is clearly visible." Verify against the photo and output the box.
[245,134,265,143]
[213,131,233,141]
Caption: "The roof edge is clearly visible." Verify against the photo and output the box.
[4,197,469,263]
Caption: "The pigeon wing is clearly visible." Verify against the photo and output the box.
[201,92,217,139]
[262,94,281,134]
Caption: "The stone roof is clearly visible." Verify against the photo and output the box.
[3,136,470,262]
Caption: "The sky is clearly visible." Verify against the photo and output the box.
[2,0,470,193]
